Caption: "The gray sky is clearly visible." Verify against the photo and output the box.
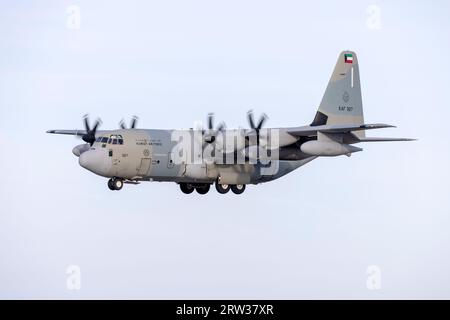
[1,0,449,299]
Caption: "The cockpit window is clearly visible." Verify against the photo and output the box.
[96,135,125,145]
[106,135,124,145]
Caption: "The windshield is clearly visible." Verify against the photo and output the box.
[95,135,124,146]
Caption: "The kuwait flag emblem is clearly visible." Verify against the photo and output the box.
[344,53,354,64]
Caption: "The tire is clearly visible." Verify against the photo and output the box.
[107,179,115,191]
[113,178,123,191]
[180,183,194,194]
[215,183,230,194]
[231,184,246,194]
[196,184,210,195]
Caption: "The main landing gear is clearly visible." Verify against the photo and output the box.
[179,182,246,195]
[215,183,230,194]
[179,183,195,194]
[179,183,210,195]
[215,183,245,194]
[108,177,123,191]
[230,184,246,194]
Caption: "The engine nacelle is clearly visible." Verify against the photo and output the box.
[72,144,91,157]
[300,140,362,157]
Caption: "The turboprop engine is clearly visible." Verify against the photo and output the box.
[300,140,362,157]
[72,143,91,157]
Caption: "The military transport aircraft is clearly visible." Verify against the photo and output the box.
[47,51,414,195]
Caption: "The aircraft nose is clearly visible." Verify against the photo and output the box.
[79,150,111,177]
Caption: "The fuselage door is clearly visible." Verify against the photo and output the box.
[137,158,151,176]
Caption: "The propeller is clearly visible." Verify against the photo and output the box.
[246,110,268,160]
[203,113,226,143]
[247,110,268,133]
[119,115,138,129]
[81,114,102,146]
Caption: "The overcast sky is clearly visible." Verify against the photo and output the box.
[1,0,449,299]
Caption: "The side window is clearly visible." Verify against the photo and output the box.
[96,137,102,142]
[107,138,112,144]
[118,139,124,145]
[101,137,108,143]
[112,139,118,145]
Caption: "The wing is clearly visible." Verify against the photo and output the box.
[46,129,86,136]
[46,129,108,136]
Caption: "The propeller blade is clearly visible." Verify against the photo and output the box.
[130,116,138,129]
[207,113,214,130]
[216,121,226,132]
[245,110,268,161]
[83,114,90,132]
[81,115,101,146]
[92,118,102,132]
[247,110,256,129]
[202,113,227,144]
[119,116,138,130]
[257,113,268,130]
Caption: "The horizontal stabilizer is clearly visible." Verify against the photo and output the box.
[288,123,395,136]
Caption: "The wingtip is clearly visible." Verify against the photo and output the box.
[380,124,396,128]
[360,124,396,129]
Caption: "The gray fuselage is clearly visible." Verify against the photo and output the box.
[77,128,315,185]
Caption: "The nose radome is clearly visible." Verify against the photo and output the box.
[79,150,111,177]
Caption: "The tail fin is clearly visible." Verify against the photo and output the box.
[311,51,365,137]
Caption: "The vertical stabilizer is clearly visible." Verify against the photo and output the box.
[311,51,365,138]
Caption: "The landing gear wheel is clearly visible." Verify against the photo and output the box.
[231,184,246,194]
[180,183,194,194]
[108,179,115,190]
[196,184,210,195]
[113,178,123,191]
[215,183,230,194]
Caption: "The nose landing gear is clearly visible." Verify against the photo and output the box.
[108,177,123,191]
